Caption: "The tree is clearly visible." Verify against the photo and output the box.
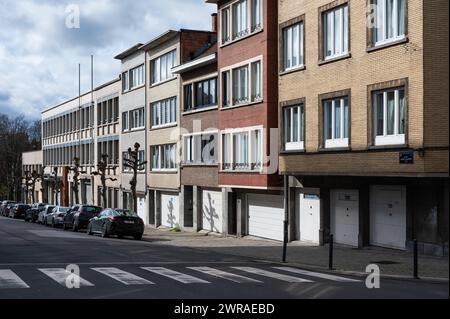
[22,170,33,204]
[123,143,147,214]
[68,157,87,205]
[93,154,117,209]
[51,167,63,206]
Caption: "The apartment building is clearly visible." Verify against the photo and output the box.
[207,0,283,240]
[172,29,220,233]
[142,29,216,230]
[114,45,148,223]
[22,151,44,203]
[41,78,121,207]
[278,0,449,254]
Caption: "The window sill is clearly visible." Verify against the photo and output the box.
[319,53,352,66]
[219,28,264,49]
[122,127,146,134]
[367,37,408,53]
[122,85,145,95]
[318,146,352,152]
[150,77,177,88]
[220,169,263,174]
[181,163,218,168]
[280,149,306,155]
[182,105,218,116]
[150,123,178,131]
[280,65,306,76]
[150,170,178,174]
[221,99,263,111]
[368,144,409,151]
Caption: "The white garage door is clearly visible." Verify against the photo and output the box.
[299,193,321,244]
[161,193,180,228]
[137,196,147,225]
[370,185,406,250]
[202,190,223,233]
[248,194,284,241]
[331,190,359,247]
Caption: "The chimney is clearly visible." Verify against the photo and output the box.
[211,13,218,33]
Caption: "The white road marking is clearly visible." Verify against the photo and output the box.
[91,267,154,285]
[141,267,210,284]
[188,267,263,284]
[273,267,361,283]
[231,267,313,283]
[0,270,30,289]
[38,268,94,287]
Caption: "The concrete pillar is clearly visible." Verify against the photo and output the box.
[179,186,185,230]
[236,194,243,237]
[288,187,296,242]
[192,186,201,232]
[222,188,229,235]
[155,190,161,227]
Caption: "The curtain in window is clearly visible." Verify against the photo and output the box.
[253,130,261,168]
[334,99,342,139]
[251,0,261,30]
[398,0,405,36]
[375,93,384,136]
[251,62,261,101]
[387,91,395,135]
[222,134,230,169]
[398,89,406,134]
[344,98,349,139]
[293,107,299,142]
[324,101,332,140]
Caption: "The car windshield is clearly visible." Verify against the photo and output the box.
[112,210,138,217]
[59,207,69,213]
[83,207,102,214]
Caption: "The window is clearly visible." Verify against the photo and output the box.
[151,144,177,171]
[122,150,146,173]
[222,128,262,171]
[122,112,129,131]
[222,71,230,107]
[251,61,261,101]
[372,0,406,46]
[129,108,145,130]
[151,97,177,128]
[232,66,248,105]
[151,50,176,85]
[283,22,304,71]
[373,87,405,146]
[221,0,262,45]
[122,71,129,92]
[183,133,218,165]
[283,105,305,151]
[323,5,349,60]
[130,64,145,89]
[323,97,349,148]
[184,78,217,111]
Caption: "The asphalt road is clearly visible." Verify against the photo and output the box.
[0,216,448,299]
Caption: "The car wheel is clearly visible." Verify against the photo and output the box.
[133,234,143,241]
[87,224,93,236]
[101,225,109,238]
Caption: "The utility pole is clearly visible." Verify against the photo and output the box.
[69,157,87,205]
[93,154,117,208]
[123,143,147,214]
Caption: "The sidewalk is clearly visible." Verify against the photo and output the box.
[143,227,449,282]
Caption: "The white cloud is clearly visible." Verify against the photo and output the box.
[0,0,215,119]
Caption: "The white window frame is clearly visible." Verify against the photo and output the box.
[373,0,406,46]
[283,22,304,71]
[219,0,263,46]
[151,97,177,129]
[323,4,349,60]
[283,105,304,151]
[122,71,129,92]
[373,88,406,146]
[323,97,349,149]
[122,111,129,132]
[129,64,145,89]
[221,56,263,109]
[151,50,177,86]
[220,126,263,172]
[183,131,219,165]
[151,144,177,172]
[129,107,145,131]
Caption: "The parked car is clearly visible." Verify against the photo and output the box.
[24,203,48,223]
[9,204,31,219]
[1,201,16,216]
[38,205,56,225]
[46,206,70,228]
[87,208,144,240]
[3,202,17,217]
[63,205,103,232]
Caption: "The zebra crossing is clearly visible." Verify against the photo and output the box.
[0,265,360,289]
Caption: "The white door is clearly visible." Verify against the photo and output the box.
[370,185,406,249]
[85,183,93,205]
[202,190,223,233]
[137,196,147,225]
[248,194,284,241]
[161,193,180,228]
[331,190,359,247]
[299,193,320,244]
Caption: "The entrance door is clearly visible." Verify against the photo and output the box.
[299,193,320,244]
[331,190,359,247]
[370,185,406,249]
[137,196,147,225]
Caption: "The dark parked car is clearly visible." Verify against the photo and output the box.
[63,205,103,232]
[24,203,48,223]
[1,201,16,216]
[87,209,144,240]
[38,205,56,225]
[3,202,17,217]
[46,206,70,228]
[9,204,31,219]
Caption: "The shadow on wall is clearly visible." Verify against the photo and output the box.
[166,197,179,229]
[203,192,219,233]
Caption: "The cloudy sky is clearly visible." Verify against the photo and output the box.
[0,0,215,119]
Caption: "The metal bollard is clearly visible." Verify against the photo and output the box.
[414,239,419,279]
[329,234,334,270]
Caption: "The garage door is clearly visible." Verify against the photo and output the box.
[161,193,180,228]
[299,193,320,244]
[248,194,284,241]
[331,190,359,247]
[137,196,147,225]
[370,185,406,250]
[202,190,223,233]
